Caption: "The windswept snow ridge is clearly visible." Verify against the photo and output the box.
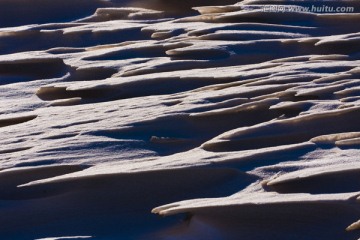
[0,0,359,239]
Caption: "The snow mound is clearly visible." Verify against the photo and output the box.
[0,0,359,239]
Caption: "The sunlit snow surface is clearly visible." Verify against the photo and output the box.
[0,0,360,239]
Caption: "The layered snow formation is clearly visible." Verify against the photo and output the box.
[0,0,360,239]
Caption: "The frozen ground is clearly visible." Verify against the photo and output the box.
[0,0,360,239]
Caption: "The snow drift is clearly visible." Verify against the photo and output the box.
[0,0,359,239]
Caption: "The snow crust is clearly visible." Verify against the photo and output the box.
[0,0,359,239]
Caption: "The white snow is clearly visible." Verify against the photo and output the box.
[0,0,359,239]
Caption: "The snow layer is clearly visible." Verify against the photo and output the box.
[0,0,359,239]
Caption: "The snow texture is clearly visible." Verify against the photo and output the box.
[0,0,359,239]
